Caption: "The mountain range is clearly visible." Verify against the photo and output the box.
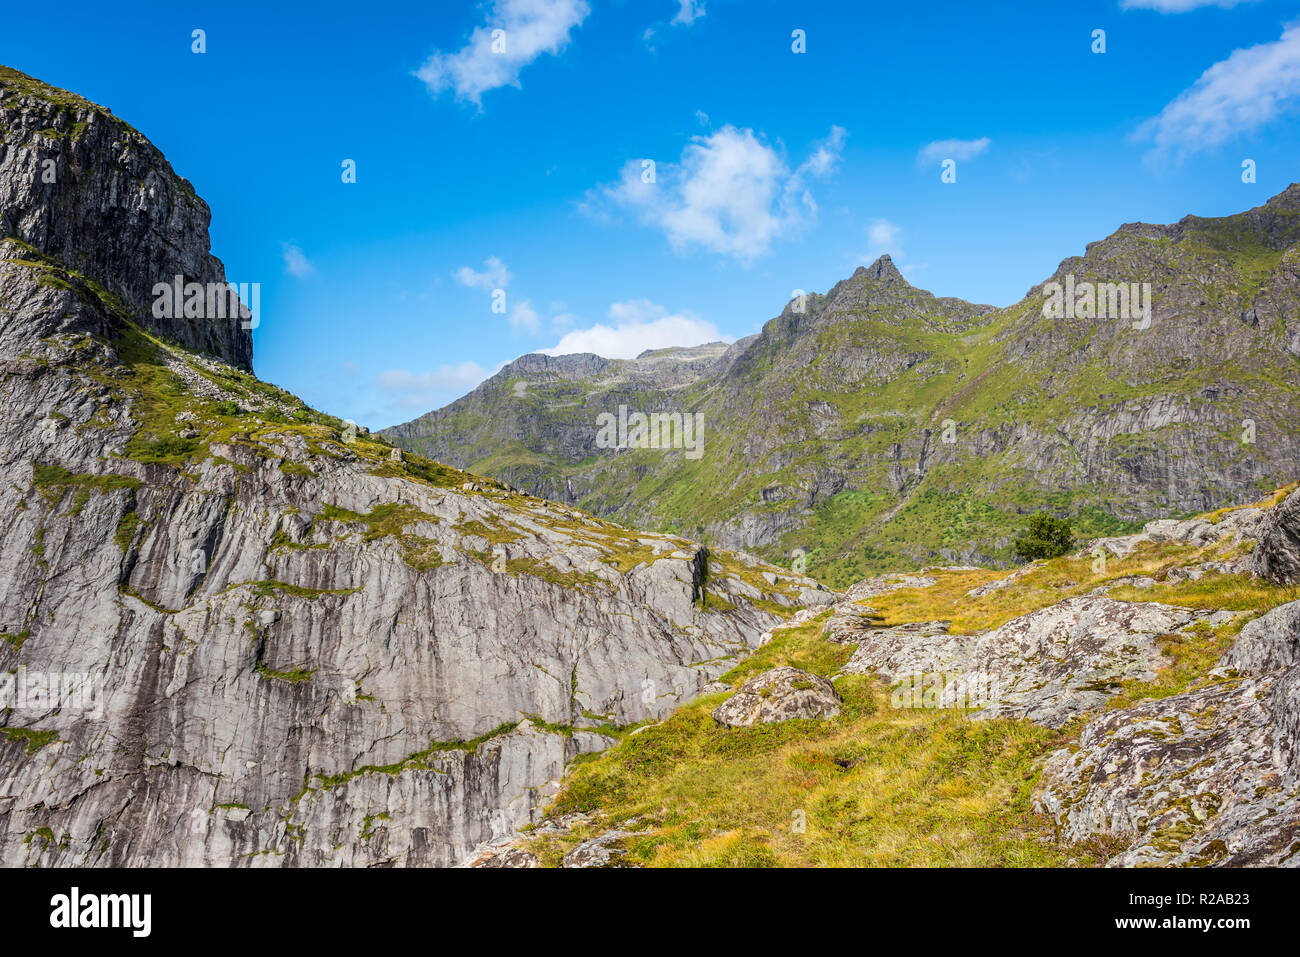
[384,200,1300,587]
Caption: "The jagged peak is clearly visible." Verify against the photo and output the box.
[853,253,906,284]
[1263,181,1300,211]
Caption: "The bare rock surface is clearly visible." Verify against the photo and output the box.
[1251,488,1300,584]
[1037,668,1300,867]
[711,666,841,727]
[1219,600,1300,676]
[826,595,1231,728]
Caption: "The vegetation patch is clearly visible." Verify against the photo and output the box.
[2,726,58,754]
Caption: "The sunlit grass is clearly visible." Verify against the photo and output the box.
[523,620,1116,868]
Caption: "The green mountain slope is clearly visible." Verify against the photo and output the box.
[385,191,1300,589]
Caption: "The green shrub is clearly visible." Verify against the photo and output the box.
[1011,513,1074,562]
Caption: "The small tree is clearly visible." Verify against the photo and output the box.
[1012,513,1074,562]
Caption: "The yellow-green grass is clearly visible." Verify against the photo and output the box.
[867,533,1278,635]
[521,618,1118,867]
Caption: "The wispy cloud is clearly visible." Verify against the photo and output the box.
[671,0,706,26]
[1121,0,1256,11]
[414,0,590,106]
[1136,20,1300,160]
[376,363,493,409]
[509,299,541,333]
[282,243,315,278]
[586,124,846,264]
[644,0,706,49]
[453,256,511,291]
[916,137,991,166]
[542,299,724,358]
[864,219,902,257]
[855,218,925,274]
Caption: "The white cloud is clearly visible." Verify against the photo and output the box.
[453,256,511,291]
[916,137,991,166]
[510,299,541,333]
[588,124,846,264]
[672,1,706,26]
[855,219,926,274]
[1136,20,1300,159]
[542,299,725,358]
[865,219,902,256]
[282,243,315,278]
[1122,0,1254,11]
[376,363,493,409]
[414,0,590,106]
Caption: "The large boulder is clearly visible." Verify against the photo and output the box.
[711,666,841,727]
[1251,488,1300,584]
[1218,600,1300,677]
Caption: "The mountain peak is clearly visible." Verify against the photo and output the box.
[0,65,252,370]
[855,254,905,283]
[1264,181,1300,211]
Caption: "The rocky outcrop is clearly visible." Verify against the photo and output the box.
[1220,601,1300,676]
[1083,505,1267,560]
[561,830,636,868]
[1037,599,1300,867]
[0,67,252,369]
[826,595,1237,728]
[710,666,840,727]
[1251,487,1300,584]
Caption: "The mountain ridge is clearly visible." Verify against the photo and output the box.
[385,187,1300,586]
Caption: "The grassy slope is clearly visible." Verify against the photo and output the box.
[516,488,1299,867]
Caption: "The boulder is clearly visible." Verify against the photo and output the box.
[1251,488,1300,584]
[1219,600,1300,677]
[561,830,636,868]
[711,666,841,727]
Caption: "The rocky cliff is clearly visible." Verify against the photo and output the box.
[0,67,823,866]
[0,66,251,369]
[386,196,1300,587]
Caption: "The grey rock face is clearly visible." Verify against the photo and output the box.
[0,67,252,369]
[710,667,841,727]
[825,595,1229,729]
[1037,668,1300,867]
[1219,600,1300,677]
[1251,488,1300,584]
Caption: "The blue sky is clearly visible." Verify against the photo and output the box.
[5,0,1300,428]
